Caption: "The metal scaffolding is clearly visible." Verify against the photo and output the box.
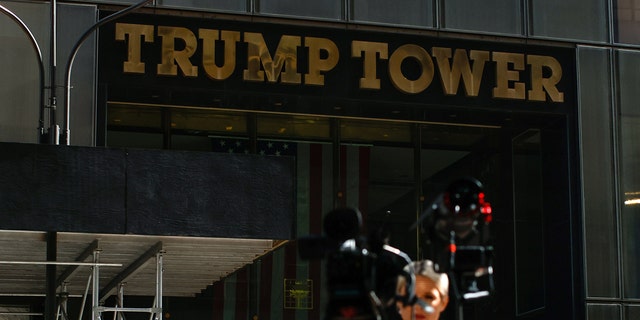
[0,241,164,320]
[90,248,164,320]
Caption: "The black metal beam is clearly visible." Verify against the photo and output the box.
[56,239,99,288]
[99,241,163,302]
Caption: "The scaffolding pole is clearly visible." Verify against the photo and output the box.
[0,248,163,320]
[93,249,164,320]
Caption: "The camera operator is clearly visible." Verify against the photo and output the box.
[396,260,449,320]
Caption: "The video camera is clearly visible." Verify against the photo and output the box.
[416,177,495,303]
[297,177,494,320]
[298,207,416,320]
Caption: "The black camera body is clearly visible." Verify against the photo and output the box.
[298,208,414,320]
[323,238,378,319]
[419,177,495,302]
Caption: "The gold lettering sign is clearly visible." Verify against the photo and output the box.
[157,26,198,77]
[351,41,388,90]
[113,23,567,103]
[116,23,154,74]
[492,52,525,100]
[200,29,240,80]
[432,47,489,96]
[305,37,339,86]
[527,55,564,102]
[243,32,301,84]
[388,44,434,94]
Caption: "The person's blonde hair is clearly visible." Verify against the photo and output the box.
[401,260,449,298]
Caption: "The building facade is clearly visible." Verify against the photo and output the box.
[0,0,638,319]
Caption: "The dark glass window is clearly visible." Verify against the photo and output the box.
[578,46,619,299]
[531,0,608,42]
[257,114,331,141]
[106,104,164,148]
[512,130,545,315]
[341,119,417,257]
[588,304,622,319]
[351,0,433,27]
[257,0,342,20]
[443,0,522,35]
[159,0,247,12]
[171,108,248,151]
[618,50,640,299]
[615,0,640,44]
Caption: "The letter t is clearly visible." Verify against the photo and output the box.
[115,23,155,74]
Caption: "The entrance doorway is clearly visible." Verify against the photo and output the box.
[104,102,576,319]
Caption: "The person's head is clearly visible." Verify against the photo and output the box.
[397,260,449,320]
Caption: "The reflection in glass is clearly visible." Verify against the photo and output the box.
[443,0,521,35]
[419,123,499,196]
[626,305,640,319]
[171,135,214,151]
[341,120,416,257]
[512,130,545,315]
[578,46,619,299]
[158,0,247,12]
[107,131,163,149]
[258,114,331,140]
[587,304,621,319]
[171,108,247,135]
[364,145,417,258]
[530,0,607,42]
[257,0,342,20]
[106,104,165,149]
[341,119,411,143]
[107,104,162,129]
[618,50,640,298]
[615,0,640,44]
[66,0,246,11]
[351,0,432,27]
